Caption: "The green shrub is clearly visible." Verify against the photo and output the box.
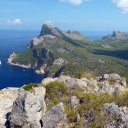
[45,81,68,109]
[108,79,115,85]
[23,83,39,91]
[75,71,95,79]
[45,81,68,99]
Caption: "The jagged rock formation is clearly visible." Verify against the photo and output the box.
[0,87,65,128]
[39,24,64,38]
[0,88,22,128]
[41,103,66,128]
[42,73,128,95]
[102,102,128,127]
[9,87,46,128]
[0,73,128,127]
[102,31,128,40]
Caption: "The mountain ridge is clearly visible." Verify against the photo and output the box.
[8,24,128,77]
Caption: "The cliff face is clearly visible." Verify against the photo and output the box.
[1,73,128,128]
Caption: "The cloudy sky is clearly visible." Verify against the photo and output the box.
[0,0,128,31]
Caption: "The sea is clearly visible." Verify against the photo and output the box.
[0,30,110,89]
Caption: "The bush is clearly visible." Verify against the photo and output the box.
[45,81,68,99]
[23,83,39,91]
[75,71,95,79]
[45,81,68,109]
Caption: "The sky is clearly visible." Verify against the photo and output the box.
[0,0,128,31]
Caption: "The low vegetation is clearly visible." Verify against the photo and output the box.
[23,83,39,91]
[44,80,128,127]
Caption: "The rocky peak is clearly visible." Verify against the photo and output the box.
[39,24,64,38]
[102,31,128,40]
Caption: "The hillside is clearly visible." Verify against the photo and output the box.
[1,73,128,128]
[8,24,128,77]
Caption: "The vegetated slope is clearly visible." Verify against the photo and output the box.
[10,24,128,76]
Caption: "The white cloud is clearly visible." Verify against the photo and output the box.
[7,19,22,25]
[113,0,128,13]
[59,0,83,5]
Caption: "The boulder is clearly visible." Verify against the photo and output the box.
[41,102,66,128]
[9,87,46,127]
[0,88,22,128]
[70,96,80,108]
[102,102,128,127]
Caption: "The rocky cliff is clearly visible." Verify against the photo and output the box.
[102,31,128,40]
[1,73,128,128]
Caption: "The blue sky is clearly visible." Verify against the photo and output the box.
[0,0,128,31]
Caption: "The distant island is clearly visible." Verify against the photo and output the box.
[8,24,128,77]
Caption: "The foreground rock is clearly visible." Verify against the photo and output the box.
[0,88,23,128]
[9,87,46,128]
[0,86,66,128]
[102,102,128,127]
[41,103,66,128]
[1,73,128,128]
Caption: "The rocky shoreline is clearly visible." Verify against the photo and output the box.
[7,52,32,69]
[7,52,46,74]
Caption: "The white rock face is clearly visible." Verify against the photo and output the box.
[9,87,46,127]
[0,88,23,127]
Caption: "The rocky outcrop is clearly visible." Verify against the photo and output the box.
[9,87,46,128]
[0,88,24,128]
[0,86,66,128]
[39,24,64,38]
[70,96,80,108]
[102,102,128,127]
[1,73,128,128]
[42,75,88,89]
[102,31,128,40]
[42,73,128,95]
[41,103,66,128]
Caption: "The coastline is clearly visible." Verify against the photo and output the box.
[7,52,32,69]
[7,52,45,74]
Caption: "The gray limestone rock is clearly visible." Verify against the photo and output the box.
[70,96,80,108]
[9,87,46,128]
[41,102,66,128]
[102,102,128,127]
